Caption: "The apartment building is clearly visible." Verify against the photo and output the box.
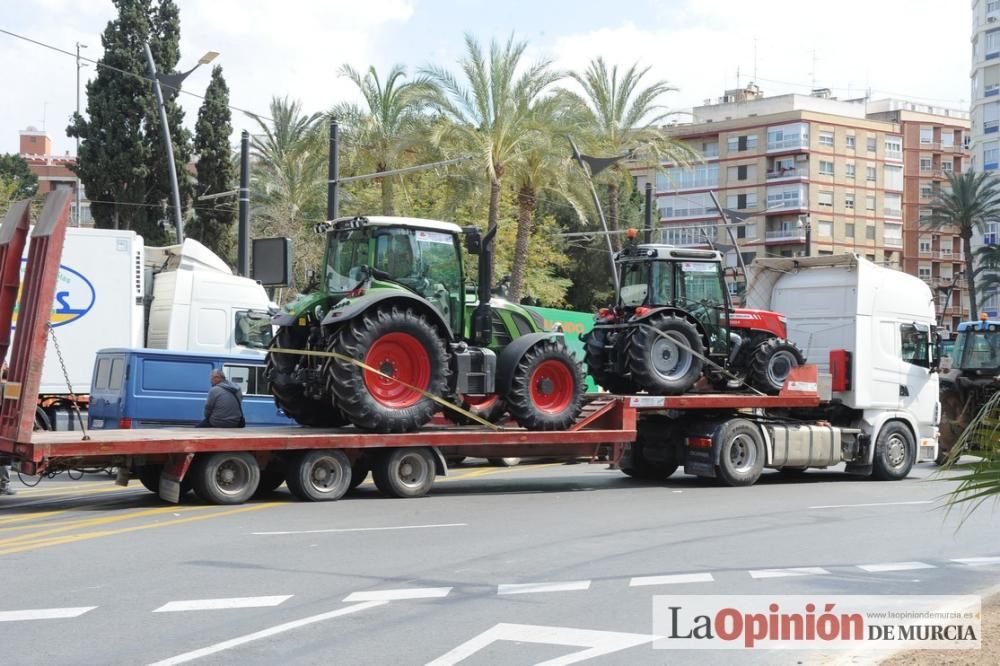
[971,0,1000,315]
[637,88,906,289]
[18,128,91,226]
[867,99,971,329]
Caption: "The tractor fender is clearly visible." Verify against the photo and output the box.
[495,331,567,395]
[320,292,454,339]
[272,313,298,327]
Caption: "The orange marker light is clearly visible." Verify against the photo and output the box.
[626,228,638,240]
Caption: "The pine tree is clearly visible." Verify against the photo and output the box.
[67,0,191,244]
[190,65,235,259]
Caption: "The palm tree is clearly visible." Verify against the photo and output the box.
[563,57,698,249]
[336,65,434,216]
[975,244,1000,307]
[944,390,1000,522]
[422,34,562,276]
[928,171,1000,316]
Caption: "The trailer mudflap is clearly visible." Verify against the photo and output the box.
[159,453,194,504]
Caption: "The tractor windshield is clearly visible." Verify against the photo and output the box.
[325,229,371,292]
[953,330,1000,371]
[676,261,728,356]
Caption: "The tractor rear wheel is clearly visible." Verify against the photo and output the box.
[505,339,584,430]
[746,338,806,394]
[329,306,450,433]
[267,327,347,427]
[583,328,638,394]
[627,314,704,395]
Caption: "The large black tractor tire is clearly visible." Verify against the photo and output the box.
[505,339,585,431]
[936,387,967,465]
[329,305,451,433]
[871,421,915,481]
[627,314,704,395]
[267,327,347,428]
[583,328,638,394]
[746,338,806,394]
[443,395,508,426]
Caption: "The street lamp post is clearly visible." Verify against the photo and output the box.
[798,215,812,257]
[75,42,87,227]
[142,45,218,243]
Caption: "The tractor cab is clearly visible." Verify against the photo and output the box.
[951,316,1000,376]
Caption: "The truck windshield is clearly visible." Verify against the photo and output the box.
[235,311,275,349]
[325,229,371,292]
[953,330,1000,370]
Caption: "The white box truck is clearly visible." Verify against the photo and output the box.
[16,228,273,429]
[621,254,940,486]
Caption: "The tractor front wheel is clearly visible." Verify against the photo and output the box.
[505,339,584,430]
[746,338,806,394]
[329,306,450,433]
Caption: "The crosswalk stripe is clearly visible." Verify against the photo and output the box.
[154,596,293,612]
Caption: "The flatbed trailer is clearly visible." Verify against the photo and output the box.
[0,193,924,505]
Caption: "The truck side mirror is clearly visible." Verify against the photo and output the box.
[463,226,482,255]
[251,237,293,287]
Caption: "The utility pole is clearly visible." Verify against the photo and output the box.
[643,182,653,244]
[237,131,250,277]
[143,42,184,243]
[328,118,339,220]
[75,41,87,227]
[709,190,747,281]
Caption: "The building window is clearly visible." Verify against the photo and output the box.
[846,223,856,238]
[727,134,759,152]
[884,164,903,190]
[985,101,1000,133]
[846,134,856,149]
[920,157,933,172]
[657,192,714,218]
[941,130,955,148]
[845,163,856,179]
[986,220,999,245]
[819,160,834,176]
[920,183,934,199]
[767,184,806,209]
[919,239,932,253]
[818,131,834,147]
[767,123,809,150]
[845,192,855,209]
[817,221,833,237]
[918,266,931,279]
[867,136,877,152]
[884,136,902,158]
[941,160,954,173]
[726,192,758,209]
[726,164,757,182]
[866,225,876,240]
[988,29,1000,59]
[884,192,902,217]
[866,194,876,210]
[702,141,719,158]
[818,191,834,207]
[657,164,720,190]
[866,166,877,182]
[919,127,934,144]
[985,140,1000,170]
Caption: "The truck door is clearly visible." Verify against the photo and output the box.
[898,322,938,434]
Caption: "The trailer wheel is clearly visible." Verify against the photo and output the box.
[715,419,765,487]
[330,306,450,433]
[747,338,806,394]
[191,453,260,505]
[372,447,436,498]
[628,314,704,395]
[505,339,585,430]
[349,457,371,490]
[286,449,352,502]
[621,420,679,481]
[872,422,915,481]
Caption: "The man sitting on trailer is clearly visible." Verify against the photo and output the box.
[198,369,246,428]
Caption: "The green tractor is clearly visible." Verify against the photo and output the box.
[266,216,585,433]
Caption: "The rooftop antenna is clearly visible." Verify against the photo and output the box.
[809,49,818,90]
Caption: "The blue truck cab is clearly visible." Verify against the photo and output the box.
[87,348,296,429]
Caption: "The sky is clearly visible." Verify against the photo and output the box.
[0,0,971,156]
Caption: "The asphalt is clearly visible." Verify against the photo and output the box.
[1,459,998,665]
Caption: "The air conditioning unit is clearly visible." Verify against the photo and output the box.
[795,154,809,162]
[989,15,998,22]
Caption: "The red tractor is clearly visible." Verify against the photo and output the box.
[582,243,805,395]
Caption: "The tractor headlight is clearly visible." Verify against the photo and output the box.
[314,305,324,321]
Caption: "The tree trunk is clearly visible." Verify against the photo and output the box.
[487,170,501,282]
[607,181,621,251]
[508,185,534,303]
[964,232,978,317]
[379,163,395,216]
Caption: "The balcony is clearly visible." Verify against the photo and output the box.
[765,227,807,243]
[885,149,903,161]
[884,237,903,248]
[985,120,999,134]
[766,167,803,180]
[766,137,809,152]
[986,84,1000,98]
[884,208,902,218]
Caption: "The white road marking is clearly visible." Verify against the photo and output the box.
[145,600,386,666]
[343,587,452,602]
[0,606,96,622]
[952,556,1000,566]
[749,567,830,579]
[153,596,292,612]
[498,581,591,595]
[427,622,654,666]
[857,561,935,572]
[629,573,714,587]
[808,500,933,509]
[252,522,467,535]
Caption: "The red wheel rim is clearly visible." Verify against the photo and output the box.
[463,394,499,410]
[529,359,574,414]
[363,332,431,408]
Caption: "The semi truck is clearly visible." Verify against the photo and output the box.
[0,193,940,506]
[13,225,273,429]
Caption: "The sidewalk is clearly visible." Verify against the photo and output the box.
[881,594,998,665]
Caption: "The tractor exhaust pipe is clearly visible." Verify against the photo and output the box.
[472,225,499,347]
